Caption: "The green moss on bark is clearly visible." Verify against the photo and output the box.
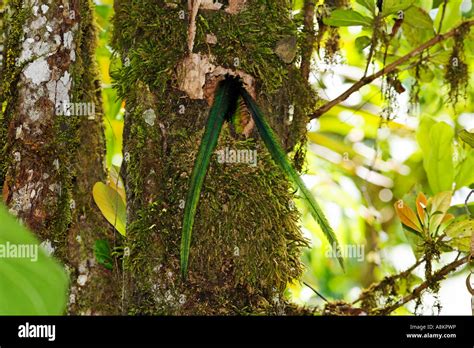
[1,0,120,314]
[113,0,318,315]
[0,0,29,189]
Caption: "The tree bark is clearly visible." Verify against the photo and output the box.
[0,0,119,314]
[112,0,318,315]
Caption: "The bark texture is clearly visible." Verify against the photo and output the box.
[0,0,119,314]
[112,0,318,315]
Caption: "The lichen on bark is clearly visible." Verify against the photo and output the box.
[1,0,120,314]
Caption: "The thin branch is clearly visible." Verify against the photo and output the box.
[301,0,316,81]
[465,189,473,217]
[437,0,448,34]
[363,14,381,77]
[378,255,470,315]
[303,281,329,303]
[353,257,426,305]
[309,20,474,120]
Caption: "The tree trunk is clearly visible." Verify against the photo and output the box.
[112,0,317,315]
[0,0,119,314]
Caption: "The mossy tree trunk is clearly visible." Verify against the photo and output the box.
[113,0,318,315]
[0,0,119,314]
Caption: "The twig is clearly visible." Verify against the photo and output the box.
[465,189,473,217]
[437,0,448,34]
[378,255,470,314]
[309,20,474,120]
[301,0,316,81]
[363,14,381,77]
[353,257,426,305]
[187,0,201,54]
[303,281,329,303]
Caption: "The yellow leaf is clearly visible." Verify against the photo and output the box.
[429,191,452,233]
[441,213,455,224]
[93,182,126,236]
[107,166,126,203]
[394,201,422,233]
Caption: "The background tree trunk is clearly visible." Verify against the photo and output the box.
[0,0,119,314]
[112,0,318,315]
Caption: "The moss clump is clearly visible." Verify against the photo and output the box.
[444,24,469,107]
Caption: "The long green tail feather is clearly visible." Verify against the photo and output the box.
[180,78,239,278]
[240,88,345,270]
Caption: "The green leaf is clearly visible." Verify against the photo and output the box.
[418,65,435,82]
[416,117,435,153]
[402,22,433,48]
[455,150,474,188]
[180,79,239,278]
[240,88,344,271]
[355,36,372,51]
[418,0,433,12]
[292,0,304,11]
[356,0,376,14]
[459,129,474,148]
[444,219,473,252]
[434,0,462,33]
[0,204,68,314]
[423,122,455,194]
[94,240,113,270]
[93,182,127,236]
[382,0,415,16]
[323,9,373,27]
[404,6,434,29]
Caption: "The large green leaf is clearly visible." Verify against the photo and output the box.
[445,219,473,252]
[423,122,454,194]
[240,88,344,270]
[434,0,462,33]
[324,9,373,27]
[404,6,434,29]
[180,78,239,278]
[418,0,433,12]
[0,204,68,315]
[382,0,415,16]
[416,117,435,154]
[356,0,376,14]
[455,150,474,188]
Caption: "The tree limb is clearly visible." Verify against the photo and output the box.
[353,257,426,305]
[378,255,470,315]
[309,20,474,120]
